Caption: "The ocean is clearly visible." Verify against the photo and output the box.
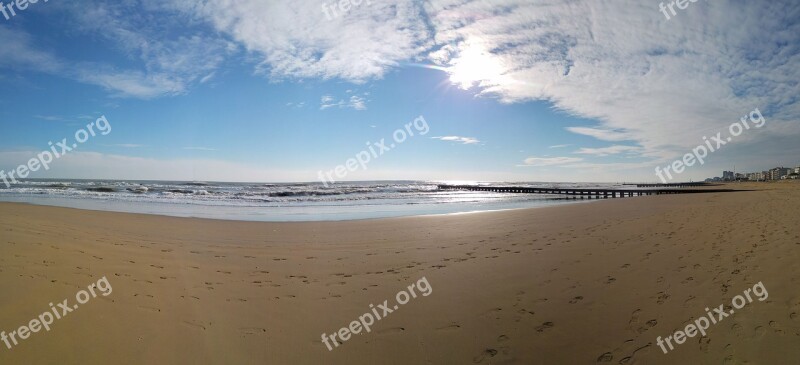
[0,179,633,221]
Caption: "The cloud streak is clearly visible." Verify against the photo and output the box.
[575,145,642,157]
[519,156,583,167]
[431,136,480,145]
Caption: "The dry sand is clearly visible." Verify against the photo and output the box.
[1,182,799,364]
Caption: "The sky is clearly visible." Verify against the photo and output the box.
[0,0,798,183]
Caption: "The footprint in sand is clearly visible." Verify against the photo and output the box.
[472,349,498,363]
[618,344,650,364]
[239,327,267,335]
[181,321,207,330]
[436,323,461,331]
[655,292,670,304]
[517,308,535,317]
[731,323,742,337]
[596,352,613,362]
[769,321,784,334]
[535,322,554,332]
[569,296,584,304]
[698,337,710,353]
[628,310,641,328]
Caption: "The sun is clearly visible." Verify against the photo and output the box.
[446,43,507,90]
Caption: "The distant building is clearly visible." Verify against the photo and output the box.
[707,166,799,182]
[768,167,791,180]
[722,171,734,181]
[790,166,799,179]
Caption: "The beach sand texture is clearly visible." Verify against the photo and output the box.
[1,182,799,364]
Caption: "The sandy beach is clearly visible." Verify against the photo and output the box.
[1,182,799,364]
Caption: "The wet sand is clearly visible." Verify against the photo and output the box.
[1,182,799,364]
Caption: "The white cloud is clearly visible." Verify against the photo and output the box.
[34,115,66,122]
[66,3,234,98]
[0,28,62,73]
[170,0,430,83]
[0,3,234,99]
[519,156,583,167]
[105,144,145,148]
[348,95,367,110]
[320,94,368,110]
[158,0,799,161]
[431,136,480,145]
[565,127,635,142]
[574,145,642,156]
[548,144,571,149]
[3,0,799,170]
[75,68,188,99]
[424,0,800,159]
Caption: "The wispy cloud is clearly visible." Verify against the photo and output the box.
[104,144,146,148]
[320,94,368,110]
[519,156,583,167]
[574,145,642,156]
[548,144,571,149]
[157,0,799,161]
[427,0,800,158]
[2,0,798,171]
[431,136,480,145]
[566,127,635,142]
[0,3,234,99]
[34,115,66,121]
[169,0,429,83]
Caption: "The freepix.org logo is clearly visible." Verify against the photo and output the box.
[654,108,765,183]
[0,115,111,188]
[1,0,50,21]
[318,116,429,187]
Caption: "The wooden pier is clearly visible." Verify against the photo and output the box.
[437,184,736,199]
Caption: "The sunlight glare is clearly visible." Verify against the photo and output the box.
[447,43,506,90]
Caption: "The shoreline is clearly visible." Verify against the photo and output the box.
[1,182,798,364]
[0,179,759,224]
[0,199,589,224]
[0,194,598,223]
[2,180,726,223]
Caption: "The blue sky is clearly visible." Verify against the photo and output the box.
[0,0,798,183]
